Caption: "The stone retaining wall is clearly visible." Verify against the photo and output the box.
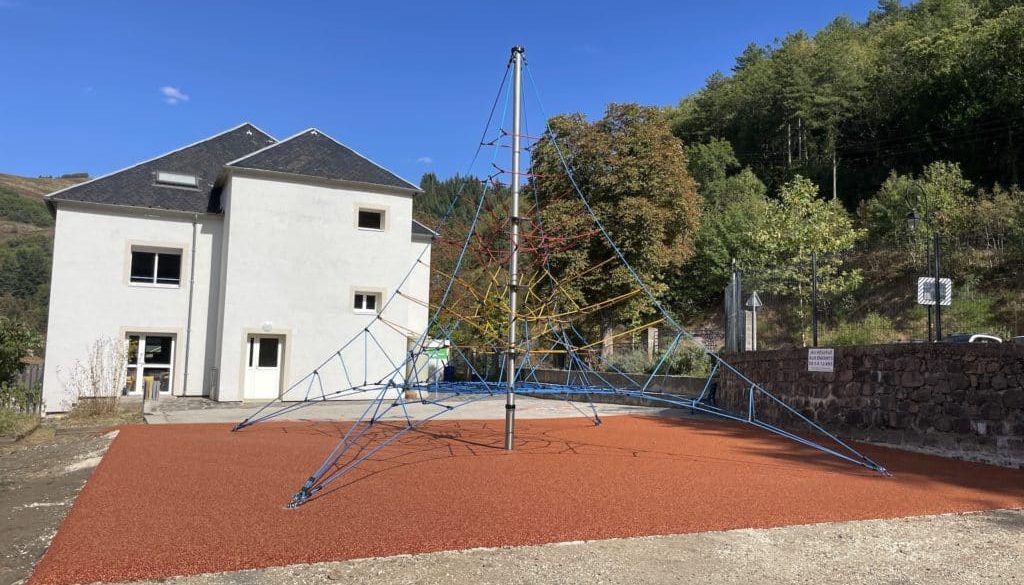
[719,344,1024,467]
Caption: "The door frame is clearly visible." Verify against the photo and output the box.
[238,328,291,400]
[120,326,184,395]
[124,333,176,395]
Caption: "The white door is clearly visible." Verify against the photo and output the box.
[244,335,283,400]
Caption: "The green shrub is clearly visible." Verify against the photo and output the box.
[0,319,39,385]
[0,235,52,301]
[659,343,712,377]
[602,344,711,377]
[0,382,40,408]
[0,190,53,227]
[0,408,38,436]
[604,350,650,374]
[0,382,41,437]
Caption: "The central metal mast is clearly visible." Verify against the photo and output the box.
[505,46,524,451]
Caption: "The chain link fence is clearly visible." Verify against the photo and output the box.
[720,236,1024,350]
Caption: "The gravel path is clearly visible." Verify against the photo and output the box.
[1,425,118,585]
[111,509,1024,585]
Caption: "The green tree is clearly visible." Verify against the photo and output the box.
[531,103,702,354]
[743,176,864,340]
[685,138,740,190]
[668,157,768,319]
[669,0,1024,205]
[414,173,505,227]
[0,318,38,385]
[413,173,514,348]
[0,236,52,300]
[860,161,973,247]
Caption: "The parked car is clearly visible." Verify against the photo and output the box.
[942,333,1003,343]
[1009,336,1024,345]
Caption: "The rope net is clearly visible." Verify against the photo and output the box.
[234,54,889,508]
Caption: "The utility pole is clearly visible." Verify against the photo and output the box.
[925,240,932,342]
[927,306,933,343]
[811,251,819,347]
[504,45,524,451]
[934,231,942,341]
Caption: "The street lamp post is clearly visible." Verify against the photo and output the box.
[905,186,943,341]
[811,251,819,347]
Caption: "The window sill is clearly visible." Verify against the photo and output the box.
[356,227,385,233]
[129,282,182,289]
[353,309,379,315]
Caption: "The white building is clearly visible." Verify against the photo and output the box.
[42,124,433,413]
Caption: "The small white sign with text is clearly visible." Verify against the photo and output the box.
[808,348,834,372]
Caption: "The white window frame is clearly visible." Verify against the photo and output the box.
[155,171,199,189]
[124,333,175,395]
[129,247,183,288]
[353,291,382,314]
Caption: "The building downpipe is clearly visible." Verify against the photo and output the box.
[182,213,199,395]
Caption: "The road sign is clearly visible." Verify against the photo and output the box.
[808,348,834,372]
[745,291,761,351]
[917,277,952,306]
[425,347,449,360]
[745,292,762,308]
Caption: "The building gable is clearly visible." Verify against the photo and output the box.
[227,129,418,192]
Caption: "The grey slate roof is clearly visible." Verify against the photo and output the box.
[227,129,419,191]
[47,123,275,213]
[412,219,438,240]
[47,123,428,241]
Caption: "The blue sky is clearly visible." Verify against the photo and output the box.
[1,0,880,184]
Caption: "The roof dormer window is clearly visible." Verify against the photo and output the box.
[155,171,199,189]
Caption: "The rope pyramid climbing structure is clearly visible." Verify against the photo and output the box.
[234,47,889,508]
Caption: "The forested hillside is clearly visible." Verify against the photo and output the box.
[667,0,1024,207]
[415,0,1024,348]
[8,1,1024,352]
[0,173,86,338]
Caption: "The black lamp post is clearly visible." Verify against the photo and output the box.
[905,186,942,342]
[905,210,920,232]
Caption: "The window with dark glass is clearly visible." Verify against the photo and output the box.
[144,336,173,364]
[130,249,182,286]
[354,292,379,312]
[258,338,279,367]
[124,334,174,395]
[358,209,384,230]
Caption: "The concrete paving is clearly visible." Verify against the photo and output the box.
[144,395,681,425]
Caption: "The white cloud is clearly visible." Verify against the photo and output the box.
[160,86,190,105]
[416,156,433,164]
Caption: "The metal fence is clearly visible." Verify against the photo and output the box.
[722,237,1024,350]
[2,362,44,415]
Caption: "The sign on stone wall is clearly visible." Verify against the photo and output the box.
[808,348,834,372]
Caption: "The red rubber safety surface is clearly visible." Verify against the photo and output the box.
[30,416,1024,585]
